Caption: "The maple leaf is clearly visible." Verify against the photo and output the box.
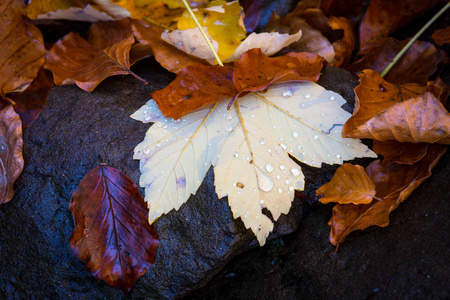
[0,106,24,206]
[0,0,46,95]
[316,164,376,205]
[152,49,324,119]
[343,70,450,143]
[132,81,376,245]
[45,30,147,92]
[69,163,159,294]
[327,144,447,245]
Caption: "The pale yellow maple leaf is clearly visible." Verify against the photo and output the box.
[131,82,376,245]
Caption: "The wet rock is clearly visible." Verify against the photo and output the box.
[0,60,353,299]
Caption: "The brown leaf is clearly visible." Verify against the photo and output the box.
[432,26,450,46]
[320,0,363,21]
[348,38,447,85]
[88,18,133,51]
[316,164,376,205]
[232,48,324,95]
[152,64,237,119]
[0,0,46,95]
[1,67,53,128]
[328,144,447,245]
[0,106,24,206]
[69,164,159,294]
[131,19,208,73]
[373,140,430,166]
[342,70,443,140]
[328,16,355,67]
[45,31,147,92]
[152,49,324,119]
[359,0,444,54]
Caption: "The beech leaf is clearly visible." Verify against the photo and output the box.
[69,164,160,294]
[132,82,376,245]
[0,106,24,206]
[328,144,447,245]
[316,164,376,205]
[45,31,146,92]
[0,0,46,95]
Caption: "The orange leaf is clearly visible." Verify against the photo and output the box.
[131,19,208,73]
[69,164,159,294]
[342,70,442,140]
[432,26,450,46]
[316,163,376,205]
[328,144,447,245]
[45,31,146,92]
[329,16,355,68]
[0,106,23,206]
[152,49,324,119]
[152,64,237,119]
[348,38,447,85]
[88,18,133,51]
[373,140,429,166]
[0,0,46,95]
[358,0,443,54]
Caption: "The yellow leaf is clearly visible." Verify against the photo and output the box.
[177,0,246,61]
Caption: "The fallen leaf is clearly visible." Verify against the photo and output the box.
[88,18,133,51]
[177,0,246,61]
[0,106,24,206]
[372,140,429,166]
[0,0,46,95]
[1,67,54,128]
[26,0,72,19]
[329,16,354,67]
[345,90,450,143]
[328,144,447,245]
[69,163,160,294]
[45,32,146,92]
[132,19,208,73]
[35,5,116,22]
[359,0,444,54]
[348,38,447,85]
[342,70,444,141]
[132,81,376,245]
[283,0,363,23]
[240,0,263,32]
[317,164,376,205]
[152,49,324,119]
[432,26,450,45]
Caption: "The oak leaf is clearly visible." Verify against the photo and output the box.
[1,67,54,128]
[132,81,375,245]
[328,144,447,245]
[347,38,447,85]
[69,163,159,294]
[342,70,448,142]
[0,0,46,95]
[152,49,324,119]
[317,164,375,205]
[45,31,146,92]
[0,106,24,206]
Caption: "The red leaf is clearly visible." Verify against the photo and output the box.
[2,67,53,128]
[69,164,159,294]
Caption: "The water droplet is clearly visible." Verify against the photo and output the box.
[234,152,239,158]
[280,165,285,170]
[275,148,280,154]
[256,168,274,192]
[161,170,165,174]
[311,161,315,165]
[266,164,274,172]
[276,175,281,180]
[291,168,301,176]
[233,183,236,186]
[298,145,303,150]
[251,114,255,118]
[280,143,287,150]
[280,138,284,142]
[227,126,233,132]
[227,115,232,120]
[208,142,213,147]
[305,93,311,98]
[330,96,335,101]
[273,125,277,129]
[283,90,293,97]
[278,188,283,194]
[174,119,181,123]
[157,142,162,147]
[176,41,183,46]
[144,148,150,154]
[285,179,290,185]
[314,135,319,139]
[145,116,151,121]
[267,149,272,153]
[260,199,265,204]
[321,113,325,117]
[289,186,295,192]
[260,138,265,145]
[289,149,294,153]
[336,154,342,159]
[293,131,299,137]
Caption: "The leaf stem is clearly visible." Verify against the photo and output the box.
[180,0,224,66]
[380,2,450,78]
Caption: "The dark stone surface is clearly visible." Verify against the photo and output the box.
[2,59,351,299]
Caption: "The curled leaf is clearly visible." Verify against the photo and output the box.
[0,0,46,95]
[317,164,376,205]
[69,164,159,294]
[0,106,23,206]
[328,144,447,245]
